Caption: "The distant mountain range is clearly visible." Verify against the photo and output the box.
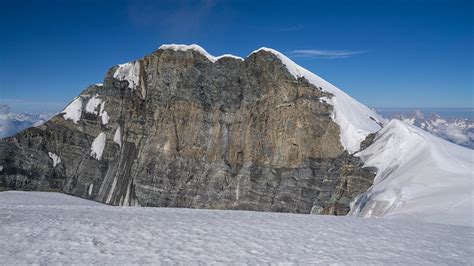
[377,109,473,149]
[0,105,53,138]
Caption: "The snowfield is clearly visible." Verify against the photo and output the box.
[350,120,474,227]
[1,191,472,264]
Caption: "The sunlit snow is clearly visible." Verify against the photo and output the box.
[0,191,472,264]
[113,126,122,148]
[90,132,106,160]
[350,120,474,226]
[61,97,82,124]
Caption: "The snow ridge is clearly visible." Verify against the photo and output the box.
[159,44,244,62]
[250,47,385,153]
[350,120,474,226]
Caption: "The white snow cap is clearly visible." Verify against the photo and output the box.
[61,97,83,124]
[48,152,61,167]
[90,132,106,160]
[158,44,244,62]
[250,47,385,153]
[350,120,474,226]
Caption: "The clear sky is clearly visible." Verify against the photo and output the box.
[1,0,473,112]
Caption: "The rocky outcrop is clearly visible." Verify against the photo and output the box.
[0,45,376,215]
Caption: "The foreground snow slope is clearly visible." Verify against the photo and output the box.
[1,192,472,264]
[350,120,474,226]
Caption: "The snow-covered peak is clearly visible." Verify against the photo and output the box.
[250,47,385,153]
[158,44,243,62]
[350,119,474,226]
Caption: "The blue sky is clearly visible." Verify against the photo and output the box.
[1,0,473,112]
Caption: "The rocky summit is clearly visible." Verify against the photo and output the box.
[0,44,382,215]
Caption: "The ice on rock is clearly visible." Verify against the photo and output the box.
[101,111,109,125]
[90,132,106,160]
[85,95,103,115]
[113,126,122,148]
[113,62,140,90]
[48,152,61,167]
[61,97,83,123]
[98,102,109,125]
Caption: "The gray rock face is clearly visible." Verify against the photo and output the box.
[0,47,375,215]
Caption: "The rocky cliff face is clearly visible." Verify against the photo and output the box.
[0,45,378,215]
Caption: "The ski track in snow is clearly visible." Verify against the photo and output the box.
[0,191,472,264]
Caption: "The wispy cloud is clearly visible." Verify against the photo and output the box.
[274,24,304,32]
[289,49,367,59]
[128,0,218,38]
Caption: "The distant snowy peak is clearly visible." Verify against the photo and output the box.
[250,47,385,153]
[388,111,474,149]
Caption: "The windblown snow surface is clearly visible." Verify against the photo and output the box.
[350,120,474,227]
[0,191,472,264]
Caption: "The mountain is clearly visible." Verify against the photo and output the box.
[0,44,384,215]
[1,44,472,226]
[387,110,473,149]
[0,104,54,138]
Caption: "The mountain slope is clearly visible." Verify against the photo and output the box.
[0,44,381,214]
[349,120,474,226]
[250,48,384,153]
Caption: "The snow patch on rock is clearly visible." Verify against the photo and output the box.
[350,120,474,226]
[61,97,83,124]
[250,47,384,153]
[90,132,106,161]
[101,111,109,125]
[113,61,140,90]
[113,127,122,148]
[88,183,93,196]
[48,152,61,167]
[85,95,103,115]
